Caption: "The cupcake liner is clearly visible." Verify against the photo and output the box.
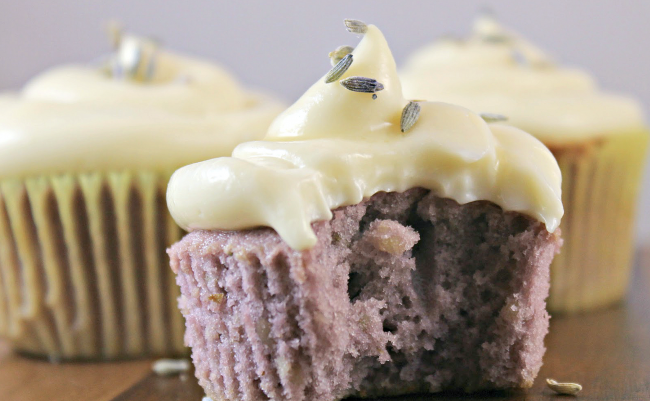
[548,130,649,313]
[0,170,185,360]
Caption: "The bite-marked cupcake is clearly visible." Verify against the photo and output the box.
[167,20,563,400]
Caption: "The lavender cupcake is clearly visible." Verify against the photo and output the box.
[167,20,563,400]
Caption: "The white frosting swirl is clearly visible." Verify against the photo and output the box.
[400,16,646,144]
[167,25,564,250]
[0,35,284,178]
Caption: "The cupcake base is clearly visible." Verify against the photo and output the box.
[547,130,649,314]
[0,170,186,360]
[169,189,560,401]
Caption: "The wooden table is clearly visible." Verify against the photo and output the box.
[0,248,648,401]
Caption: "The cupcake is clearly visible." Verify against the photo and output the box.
[0,30,284,360]
[167,20,563,400]
[400,15,649,314]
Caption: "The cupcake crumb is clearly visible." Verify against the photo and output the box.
[208,293,225,304]
[362,219,420,255]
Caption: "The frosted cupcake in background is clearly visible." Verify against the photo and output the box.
[400,15,649,314]
[0,27,284,360]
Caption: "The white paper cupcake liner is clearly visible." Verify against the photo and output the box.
[0,170,185,360]
[548,130,649,313]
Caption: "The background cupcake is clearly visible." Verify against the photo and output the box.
[400,15,649,314]
[0,29,284,360]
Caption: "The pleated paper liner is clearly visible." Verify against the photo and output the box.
[547,129,649,314]
[0,170,186,360]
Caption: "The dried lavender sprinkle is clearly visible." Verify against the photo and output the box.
[325,54,353,83]
[329,45,354,66]
[400,101,421,133]
[344,19,368,34]
[340,76,384,93]
[480,113,508,123]
[152,358,191,375]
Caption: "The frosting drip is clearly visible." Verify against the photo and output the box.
[0,35,284,178]
[167,24,563,251]
[400,16,646,143]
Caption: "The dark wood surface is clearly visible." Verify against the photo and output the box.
[0,247,648,401]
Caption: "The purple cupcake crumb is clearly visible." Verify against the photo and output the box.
[169,188,561,401]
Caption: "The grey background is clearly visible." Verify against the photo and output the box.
[1,0,648,243]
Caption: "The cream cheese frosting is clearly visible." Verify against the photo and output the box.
[167,23,564,251]
[0,34,284,179]
[400,16,647,144]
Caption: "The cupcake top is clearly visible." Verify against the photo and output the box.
[400,16,647,145]
[0,31,284,179]
[167,21,564,251]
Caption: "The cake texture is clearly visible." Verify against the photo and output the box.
[169,189,561,400]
